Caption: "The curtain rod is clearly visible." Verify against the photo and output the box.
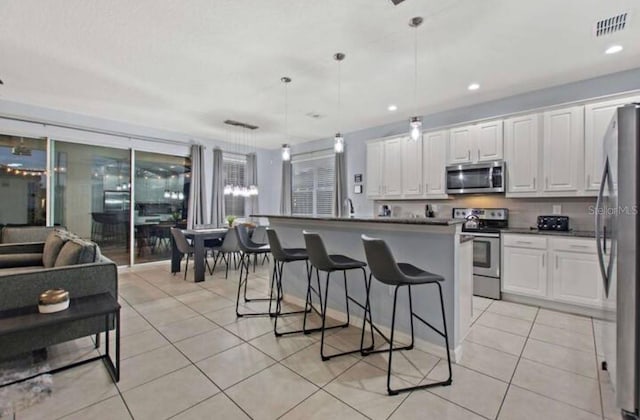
[0,113,197,147]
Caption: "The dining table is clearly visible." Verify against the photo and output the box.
[171,227,228,282]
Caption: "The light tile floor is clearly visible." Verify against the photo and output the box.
[11,261,618,420]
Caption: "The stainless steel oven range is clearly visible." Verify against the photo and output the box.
[453,208,509,299]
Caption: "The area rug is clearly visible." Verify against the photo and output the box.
[0,352,53,418]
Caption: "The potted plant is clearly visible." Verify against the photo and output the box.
[226,215,237,227]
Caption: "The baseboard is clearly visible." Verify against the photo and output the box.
[283,292,459,362]
[502,293,615,320]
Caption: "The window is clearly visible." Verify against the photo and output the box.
[292,151,334,216]
[224,155,246,217]
[0,135,47,226]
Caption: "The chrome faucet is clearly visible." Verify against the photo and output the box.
[344,198,355,217]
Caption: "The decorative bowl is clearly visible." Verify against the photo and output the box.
[38,289,70,314]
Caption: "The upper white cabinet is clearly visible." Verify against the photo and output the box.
[366,141,383,197]
[476,120,504,162]
[447,120,503,165]
[448,126,475,164]
[366,136,404,199]
[542,106,584,193]
[383,137,403,197]
[401,136,423,197]
[585,96,640,193]
[422,130,449,198]
[504,113,540,195]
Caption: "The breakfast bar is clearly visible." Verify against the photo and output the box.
[253,215,473,359]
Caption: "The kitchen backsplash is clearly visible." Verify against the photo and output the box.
[377,196,597,231]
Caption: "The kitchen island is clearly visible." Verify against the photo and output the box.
[252,215,473,360]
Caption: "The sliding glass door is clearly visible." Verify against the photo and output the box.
[0,135,47,226]
[133,151,191,264]
[51,141,131,266]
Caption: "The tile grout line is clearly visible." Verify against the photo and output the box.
[124,275,260,419]
[591,318,606,420]
[493,304,540,419]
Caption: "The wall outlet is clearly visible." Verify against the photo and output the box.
[552,205,562,215]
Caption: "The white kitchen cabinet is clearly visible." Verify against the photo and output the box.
[401,136,423,196]
[448,125,474,164]
[476,120,504,162]
[504,113,540,195]
[383,137,403,196]
[447,120,504,165]
[542,106,584,193]
[366,137,403,198]
[584,96,640,192]
[551,251,602,308]
[366,141,383,197]
[502,234,611,311]
[422,130,449,198]
[502,245,548,298]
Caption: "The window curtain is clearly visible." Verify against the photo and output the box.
[246,153,259,218]
[187,144,206,229]
[280,160,292,215]
[210,148,225,227]
[333,151,347,217]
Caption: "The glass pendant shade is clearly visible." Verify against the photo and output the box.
[334,134,344,153]
[281,144,291,161]
[409,116,422,141]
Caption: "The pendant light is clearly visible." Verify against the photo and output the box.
[408,16,423,141]
[281,76,292,161]
[333,52,345,154]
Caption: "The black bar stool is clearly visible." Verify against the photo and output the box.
[235,224,275,317]
[361,234,452,396]
[303,231,374,361]
[266,229,324,336]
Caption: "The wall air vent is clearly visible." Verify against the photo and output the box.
[223,119,259,130]
[595,12,628,37]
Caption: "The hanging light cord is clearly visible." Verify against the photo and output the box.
[284,82,289,141]
[338,58,342,132]
[413,23,418,109]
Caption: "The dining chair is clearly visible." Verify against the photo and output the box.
[170,228,212,280]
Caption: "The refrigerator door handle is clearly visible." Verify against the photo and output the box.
[595,159,610,296]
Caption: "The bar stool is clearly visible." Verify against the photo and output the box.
[303,231,374,361]
[361,234,452,396]
[235,224,275,317]
[266,229,324,336]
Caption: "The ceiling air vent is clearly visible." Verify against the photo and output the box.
[595,12,628,37]
[223,119,259,130]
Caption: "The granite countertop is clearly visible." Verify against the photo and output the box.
[251,214,464,226]
[501,227,596,238]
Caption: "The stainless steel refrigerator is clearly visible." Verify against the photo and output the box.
[597,103,640,419]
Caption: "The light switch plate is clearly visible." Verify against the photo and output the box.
[552,205,562,215]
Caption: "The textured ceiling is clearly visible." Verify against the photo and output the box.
[1,0,639,148]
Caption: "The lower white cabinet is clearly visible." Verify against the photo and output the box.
[551,251,602,307]
[502,234,607,310]
[503,246,547,297]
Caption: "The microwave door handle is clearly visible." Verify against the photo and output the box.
[489,166,494,189]
[595,160,609,296]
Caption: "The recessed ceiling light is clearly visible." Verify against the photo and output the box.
[388,104,398,111]
[7,163,22,168]
[468,83,480,91]
[605,45,623,54]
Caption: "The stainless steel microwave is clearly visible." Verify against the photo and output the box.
[445,160,505,194]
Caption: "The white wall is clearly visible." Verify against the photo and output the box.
[283,67,640,217]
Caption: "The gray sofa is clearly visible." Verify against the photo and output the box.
[0,226,118,359]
